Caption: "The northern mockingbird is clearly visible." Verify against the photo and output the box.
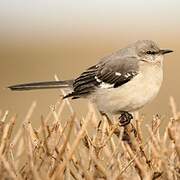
[9,40,173,126]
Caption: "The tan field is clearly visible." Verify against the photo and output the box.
[0,95,180,179]
[0,1,180,179]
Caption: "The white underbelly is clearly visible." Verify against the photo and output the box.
[91,64,163,114]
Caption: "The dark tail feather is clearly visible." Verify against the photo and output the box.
[8,80,74,91]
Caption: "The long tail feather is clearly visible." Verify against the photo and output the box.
[8,80,74,91]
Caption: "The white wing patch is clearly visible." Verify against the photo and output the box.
[95,71,137,90]
[100,82,114,89]
[95,76,114,89]
[124,72,131,78]
[115,72,122,76]
[95,76,102,83]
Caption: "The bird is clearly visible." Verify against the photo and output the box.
[8,40,173,126]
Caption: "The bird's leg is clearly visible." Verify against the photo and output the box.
[100,111,113,126]
[119,111,133,126]
[100,111,120,137]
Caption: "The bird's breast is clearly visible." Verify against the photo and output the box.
[91,64,163,114]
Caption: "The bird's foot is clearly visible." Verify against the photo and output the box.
[119,112,133,126]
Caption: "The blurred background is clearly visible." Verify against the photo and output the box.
[0,0,179,125]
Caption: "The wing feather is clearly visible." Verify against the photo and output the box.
[64,57,139,99]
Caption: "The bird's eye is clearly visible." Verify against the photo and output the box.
[146,51,156,55]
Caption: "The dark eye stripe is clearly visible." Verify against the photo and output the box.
[146,51,156,55]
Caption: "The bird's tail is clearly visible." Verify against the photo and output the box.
[8,80,74,91]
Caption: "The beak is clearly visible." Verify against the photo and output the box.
[159,49,173,55]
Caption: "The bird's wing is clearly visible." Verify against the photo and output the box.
[96,56,139,88]
[64,57,139,99]
[64,65,99,98]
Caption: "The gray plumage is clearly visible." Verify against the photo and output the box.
[67,56,139,99]
[9,80,74,91]
[8,40,173,117]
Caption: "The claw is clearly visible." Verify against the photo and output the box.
[119,112,133,126]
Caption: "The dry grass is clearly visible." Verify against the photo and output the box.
[0,95,180,180]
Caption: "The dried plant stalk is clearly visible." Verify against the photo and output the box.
[0,96,179,180]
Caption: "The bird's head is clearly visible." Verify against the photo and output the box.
[133,40,173,64]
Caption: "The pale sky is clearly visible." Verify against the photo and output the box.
[0,1,179,118]
[0,0,180,39]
